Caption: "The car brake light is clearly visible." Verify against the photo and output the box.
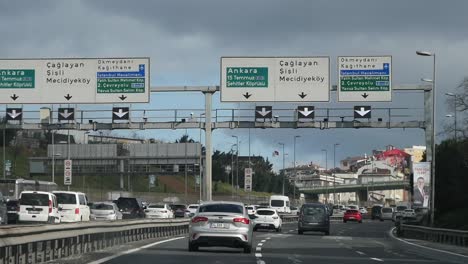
[48,200,52,213]
[75,208,80,215]
[191,216,208,223]
[233,217,250,225]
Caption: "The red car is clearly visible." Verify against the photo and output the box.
[343,209,362,223]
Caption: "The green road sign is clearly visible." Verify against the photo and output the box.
[340,76,390,92]
[97,77,145,93]
[0,69,35,89]
[226,67,268,88]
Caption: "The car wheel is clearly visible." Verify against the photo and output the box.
[343,220,347,223]
[253,227,257,232]
[243,244,252,254]
[298,229,303,235]
[380,219,384,222]
[324,230,330,235]
[276,227,281,232]
[359,220,362,224]
[188,242,198,252]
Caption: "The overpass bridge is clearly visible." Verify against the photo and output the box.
[298,180,410,195]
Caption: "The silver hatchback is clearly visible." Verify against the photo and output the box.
[188,201,253,253]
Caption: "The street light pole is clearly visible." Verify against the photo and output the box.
[321,149,328,203]
[278,142,285,195]
[230,143,237,198]
[52,130,55,183]
[293,136,300,203]
[417,50,436,226]
[232,135,239,197]
[333,143,340,204]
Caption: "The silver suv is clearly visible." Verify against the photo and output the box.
[188,201,253,253]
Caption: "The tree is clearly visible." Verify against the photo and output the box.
[444,77,468,139]
[175,134,195,143]
[0,116,18,147]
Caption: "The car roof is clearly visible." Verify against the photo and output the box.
[200,201,244,206]
[21,191,53,195]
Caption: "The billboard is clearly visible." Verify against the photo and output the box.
[412,162,431,208]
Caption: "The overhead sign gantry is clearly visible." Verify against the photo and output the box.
[0,58,150,104]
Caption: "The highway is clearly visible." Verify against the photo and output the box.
[65,220,467,264]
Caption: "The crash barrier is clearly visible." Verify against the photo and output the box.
[398,223,468,247]
[280,215,299,223]
[0,219,189,264]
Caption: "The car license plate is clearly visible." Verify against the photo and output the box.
[349,217,355,219]
[28,211,39,214]
[261,223,269,227]
[210,223,228,229]
[7,211,16,214]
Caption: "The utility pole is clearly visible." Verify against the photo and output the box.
[278,142,285,195]
[293,136,300,203]
[322,149,328,203]
[333,143,340,204]
[232,135,239,197]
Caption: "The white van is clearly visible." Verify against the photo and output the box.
[53,191,90,222]
[269,195,291,214]
[18,191,60,224]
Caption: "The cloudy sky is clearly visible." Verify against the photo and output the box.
[1,0,467,171]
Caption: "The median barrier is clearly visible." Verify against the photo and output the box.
[0,218,190,264]
[398,224,468,247]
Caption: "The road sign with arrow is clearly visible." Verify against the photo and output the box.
[112,107,130,121]
[338,56,392,102]
[297,106,315,119]
[354,106,371,118]
[6,108,22,121]
[221,57,330,102]
[255,106,272,119]
[58,108,75,121]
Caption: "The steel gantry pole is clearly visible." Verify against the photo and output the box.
[293,136,300,203]
[333,143,340,204]
[203,91,214,201]
[417,51,436,226]
[322,149,328,203]
[232,135,239,197]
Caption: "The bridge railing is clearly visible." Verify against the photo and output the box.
[398,224,468,247]
[299,180,410,192]
[0,219,189,264]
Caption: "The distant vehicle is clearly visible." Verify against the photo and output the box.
[359,207,368,215]
[6,200,19,224]
[116,197,146,219]
[145,204,174,219]
[18,191,60,224]
[371,205,383,220]
[90,202,122,221]
[0,179,58,200]
[253,208,282,232]
[392,205,408,221]
[0,192,6,225]
[298,203,330,235]
[53,191,90,222]
[290,206,299,215]
[347,205,359,210]
[402,209,416,218]
[380,207,394,221]
[332,204,346,215]
[188,201,253,253]
[187,204,199,215]
[343,209,362,223]
[170,204,189,218]
[269,195,291,214]
[245,205,257,215]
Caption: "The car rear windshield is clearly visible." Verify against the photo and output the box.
[55,193,77,205]
[396,206,407,211]
[382,208,393,213]
[346,210,359,214]
[149,205,165,209]
[246,206,253,210]
[20,193,49,206]
[117,198,139,209]
[303,207,325,216]
[6,200,18,206]
[404,209,414,212]
[198,204,243,214]
[271,200,284,207]
[91,203,113,210]
[257,210,275,215]
[170,204,186,210]
[189,205,199,209]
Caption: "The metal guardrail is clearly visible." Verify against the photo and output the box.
[0,219,189,264]
[299,180,410,194]
[398,224,468,247]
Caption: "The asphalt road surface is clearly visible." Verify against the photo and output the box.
[79,220,467,264]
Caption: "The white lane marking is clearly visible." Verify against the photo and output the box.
[266,237,271,240]
[256,247,262,251]
[370,257,384,262]
[255,253,262,258]
[87,236,185,264]
[389,227,468,259]
[289,229,295,232]
[258,243,263,246]
[261,240,266,242]
[356,251,366,255]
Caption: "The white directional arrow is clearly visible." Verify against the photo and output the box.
[60,109,73,119]
[299,107,314,117]
[113,109,129,118]
[355,107,371,117]
[7,110,22,119]
[256,107,271,117]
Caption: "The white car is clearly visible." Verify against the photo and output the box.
[290,206,299,215]
[253,208,282,232]
[90,202,122,221]
[402,209,416,218]
[359,207,368,215]
[53,191,90,222]
[18,191,60,224]
[145,204,174,219]
[187,204,199,215]
[245,205,257,215]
